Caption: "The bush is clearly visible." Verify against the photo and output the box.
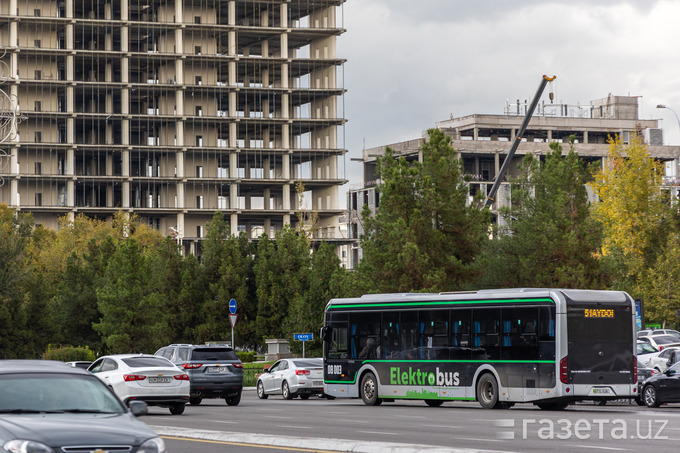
[236,351,256,363]
[42,345,96,362]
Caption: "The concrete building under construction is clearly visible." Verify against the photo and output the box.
[348,94,680,268]
[0,0,347,255]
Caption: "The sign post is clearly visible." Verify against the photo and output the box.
[229,299,237,348]
[294,333,313,358]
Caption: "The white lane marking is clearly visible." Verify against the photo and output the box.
[563,445,630,451]
[358,430,397,436]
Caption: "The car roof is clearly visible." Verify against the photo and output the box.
[0,360,90,376]
[98,354,159,359]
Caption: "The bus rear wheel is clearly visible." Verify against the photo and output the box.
[360,372,382,406]
[425,400,444,407]
[476,373,501,409]
[536,402,568,410]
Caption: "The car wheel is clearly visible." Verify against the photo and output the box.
[282,381,294,400]
[324,394,336,400]
[476,373,500,409]
[225,392,241,406]
[643,385,661,408]
[189,397,202,406]
[257,381,268,399]
[425,399,444,407]
[169,403,185,415]
[300,394,310,400]
[360,372,382,406]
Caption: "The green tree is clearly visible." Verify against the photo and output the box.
[475,142,606,289]
[359,129,489,292]
[94,238,171,353]
[254,227,310,343]
[641,234,680,327]
[0,205,34,358]
[287,242,342,356]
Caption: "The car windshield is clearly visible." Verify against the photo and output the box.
[122,357,174,368]
[190,348,238,361]
[653,335,679,345]
[637,343,658,354]
[292,359,322,368]
[0,373,125,414]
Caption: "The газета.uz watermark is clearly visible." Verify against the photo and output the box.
[494,418,669,440]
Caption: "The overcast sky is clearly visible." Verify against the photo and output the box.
[337,0,680,188]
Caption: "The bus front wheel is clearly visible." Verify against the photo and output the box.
[360,372,383,406]
[476,373,500,409]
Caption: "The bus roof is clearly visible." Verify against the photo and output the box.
[325,288,631,311]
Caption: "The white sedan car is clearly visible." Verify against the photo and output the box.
[88,354,190,414]
[646,347,680,373]
[257,358,326,400]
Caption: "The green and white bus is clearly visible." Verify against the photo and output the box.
[321,289,636,409]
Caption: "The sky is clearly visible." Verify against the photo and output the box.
[336,0,680,189]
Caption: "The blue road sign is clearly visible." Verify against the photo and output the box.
[294,333,313,341]
[229,298,237,314]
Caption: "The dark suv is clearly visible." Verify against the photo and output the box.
[155,344,243,406]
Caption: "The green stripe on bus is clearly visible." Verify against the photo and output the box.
[327,297,554,310]
[363,359,555,364]
[385,395,477,401]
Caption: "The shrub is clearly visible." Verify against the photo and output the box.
[236,351,256,363]
[42,345,96,362]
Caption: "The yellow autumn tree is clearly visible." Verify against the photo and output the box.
[591,134,674,290]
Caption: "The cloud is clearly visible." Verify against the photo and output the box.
[337,0,680,187]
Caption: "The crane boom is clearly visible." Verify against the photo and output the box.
[483,75,556,209]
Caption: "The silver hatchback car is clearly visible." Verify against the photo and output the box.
[257,358,326,400]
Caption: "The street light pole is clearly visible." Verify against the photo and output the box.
[657,104,680,135]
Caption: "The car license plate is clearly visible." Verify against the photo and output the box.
[313,381,323,386]
[591,387,612,395]
[148,377,171,384]
[207,366,228,373]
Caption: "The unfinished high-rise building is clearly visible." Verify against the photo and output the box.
[0,0,347,254]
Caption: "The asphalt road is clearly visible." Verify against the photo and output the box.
[146,390,680,453]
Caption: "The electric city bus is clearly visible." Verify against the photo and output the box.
[321,289,636,409]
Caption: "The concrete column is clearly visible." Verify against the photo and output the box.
[263,188,271,209]
[583,130,588,144]
[177,182,184,208]
[230,213,239,236]
[494,152,500,176]
[283,184,291,210]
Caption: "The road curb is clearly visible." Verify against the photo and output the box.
[151,425,507,453]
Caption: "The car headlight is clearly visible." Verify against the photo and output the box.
[137,437,166,453]
[3,440,56,453]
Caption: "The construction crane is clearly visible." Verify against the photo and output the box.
[483,75,556,209]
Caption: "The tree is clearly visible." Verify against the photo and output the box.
[254,227,310,342]
[641,234,680,327]
[475,142,606,289]
[359,128,489,292]
[94,238,171,353]
[0,205,34,358]
[590,134,676,294]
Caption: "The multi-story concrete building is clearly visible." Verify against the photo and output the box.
[0,0,347,255]
[348,95,680,268]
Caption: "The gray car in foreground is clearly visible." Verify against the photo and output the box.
[0,360,165,453]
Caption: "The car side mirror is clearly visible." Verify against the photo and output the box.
[264,367,270,373]
[129,400,148,416]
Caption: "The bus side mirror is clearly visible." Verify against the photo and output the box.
[320,326,331,342]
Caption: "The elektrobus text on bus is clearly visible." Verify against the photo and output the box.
[320,289,636,410]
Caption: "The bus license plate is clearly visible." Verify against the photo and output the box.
[591,387,612,395]
[207,366,228,373]
[148,377,171,384]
